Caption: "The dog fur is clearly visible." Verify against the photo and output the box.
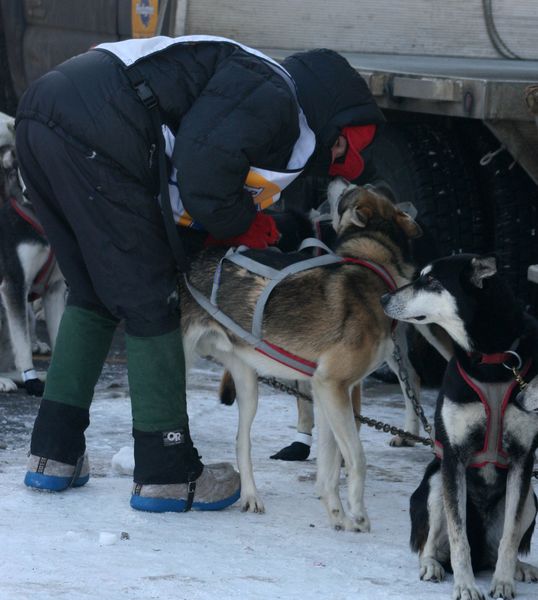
[0,124,66,394]
[180,179,424,530]
[381,254,538,599]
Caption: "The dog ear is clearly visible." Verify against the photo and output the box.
[395,211,423,239]
[469,256,497,288]
[328,178,357,231]
[350,206,372,228]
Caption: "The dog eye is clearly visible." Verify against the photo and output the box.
[422,274,436,286]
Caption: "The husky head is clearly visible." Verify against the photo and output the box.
[0,143,27,207]
[380,254,503,351]
[0,113,14,148]
[327,178,422,242]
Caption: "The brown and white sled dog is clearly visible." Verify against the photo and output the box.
[381,255,538,600]
[180,179,424,531]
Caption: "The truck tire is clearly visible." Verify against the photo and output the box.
[368,122,487,264]
[0,3,18,115]
[455,122,538,304]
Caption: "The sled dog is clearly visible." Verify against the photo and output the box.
[180,179,423,530]
[381,254,538,599]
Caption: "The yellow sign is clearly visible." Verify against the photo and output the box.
[131,0,159,38]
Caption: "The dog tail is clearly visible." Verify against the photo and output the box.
[219,369,236,406]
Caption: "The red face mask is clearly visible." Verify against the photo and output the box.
[328,124,377,181]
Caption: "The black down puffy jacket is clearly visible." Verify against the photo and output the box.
[16,39,384,238]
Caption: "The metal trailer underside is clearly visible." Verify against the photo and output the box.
[264,49,538,186]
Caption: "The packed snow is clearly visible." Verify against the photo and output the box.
[0,358,537,600]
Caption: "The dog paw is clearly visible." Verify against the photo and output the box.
[24,378,45,397]
[0,377,17,392]
[420,557,445,582]
[489,579,515,599]
[389,435,415,447]
[32,340,51,355]
[240,494,265,514]
[452,583,485,600]
[270,442,310,461]
[515,561,538,583]
[345,512,371,533]
[327,507,347,531]
[32,341,51,355]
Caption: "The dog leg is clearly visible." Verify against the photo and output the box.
[0,375,17,392]
[313,376,370,532]
[418,470,448,582]
[296,382,315,435]
[490,465,537,598]
[221,355,263,513]
[315,400,348,530]
[42,277,66,350]
[0,281,34,377]
[28,304,49,354]
[515,561,538,583]
[351,384,361,432]
[386,328,421,446]
[442,459,484,600]
[271,381,314,461]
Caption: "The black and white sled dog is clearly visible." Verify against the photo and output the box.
[381,254,538,600]
[0,114,66,395]
[180,179,429,531]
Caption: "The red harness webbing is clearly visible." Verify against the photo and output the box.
[9,197,56,300]
[434,358,532,469]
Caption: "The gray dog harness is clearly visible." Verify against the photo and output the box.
[185,238,397,376]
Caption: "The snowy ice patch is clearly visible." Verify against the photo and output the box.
[111,445,134,476]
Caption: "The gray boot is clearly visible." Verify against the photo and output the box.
[25,454,90,491]
[130,462,241,512]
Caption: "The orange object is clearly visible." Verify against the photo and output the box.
[131,0,159,38]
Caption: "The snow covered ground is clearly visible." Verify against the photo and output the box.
[1,358,537,600]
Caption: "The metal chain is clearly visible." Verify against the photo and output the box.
[258,376,433,447]
[257,375,538,479]
[390,328,434,439]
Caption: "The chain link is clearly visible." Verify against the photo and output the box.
[257,375,538,479]
[390,327,434,439]
[258,375,433,447]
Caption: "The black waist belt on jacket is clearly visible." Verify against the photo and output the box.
[124,65,190,273]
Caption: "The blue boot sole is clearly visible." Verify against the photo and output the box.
[24,471,90,491]
[130,487,241,512]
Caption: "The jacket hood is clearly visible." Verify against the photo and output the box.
[283,49,385,174]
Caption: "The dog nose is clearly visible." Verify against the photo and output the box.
[380,292,392,307]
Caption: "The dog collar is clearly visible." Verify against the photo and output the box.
[466,338,521,366]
